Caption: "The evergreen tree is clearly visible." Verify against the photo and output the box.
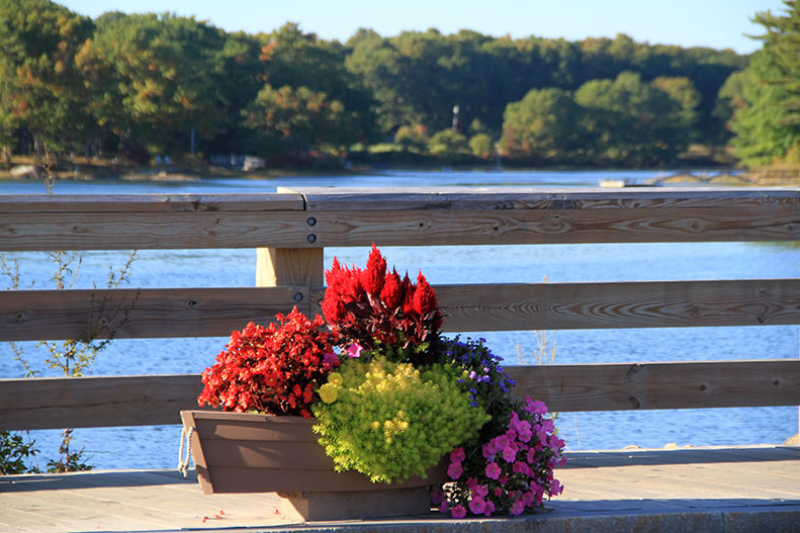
[726,0,800,165]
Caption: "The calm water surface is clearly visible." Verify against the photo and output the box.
[1,169,797,470]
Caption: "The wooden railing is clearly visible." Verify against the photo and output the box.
[1,187,800,433]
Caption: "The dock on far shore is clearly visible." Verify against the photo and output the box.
[2,444,799,533]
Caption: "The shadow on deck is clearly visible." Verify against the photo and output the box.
[1,445,800,532]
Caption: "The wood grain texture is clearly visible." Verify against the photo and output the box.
[293,186,800,212]
[0,211,315,251]
[0,287,304,341]
[3,188,799,250]
[505,359,800,412]
[5,279,797,342]
[305,207,800,246]
[256,248,324,288]
[0,193,305,213]
[434,278,800,331]
[2,360,798,430]
[0,374,203,430]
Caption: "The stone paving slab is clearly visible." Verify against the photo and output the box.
[1,445,799,533]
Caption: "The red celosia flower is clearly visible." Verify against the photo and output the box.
[380,269,403,309]
[320,245,443,362]
[413,272,437,315]
[360,243,387,295]
[197,307,340,418]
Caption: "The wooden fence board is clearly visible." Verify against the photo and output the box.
[306,207,800,247]
[506,359,800,412]
[0,211,315,251]
[4,279,799,342]
[434,278,800,331]
[0,193,306,213]
[0,374,202,430]
[295,186,800,212]
[3,188,799,250]
[2,359,798,430]
[0,287,306,341]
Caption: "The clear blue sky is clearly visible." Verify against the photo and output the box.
[60,0,785,54]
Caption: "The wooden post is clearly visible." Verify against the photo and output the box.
[256,248,324,317]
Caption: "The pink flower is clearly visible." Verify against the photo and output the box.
[509,412,533,442]
[525,397,548,415]
[485,462,501,480]
[482,500,495,517]
[450,447,466,463]
[527,447,538,465]
[451,505,467,519]
[438,500,449,514]
[345,343,363,358]
[548,434,565,450]
[473,483,489,499]
[501,443,518,463]
[513,460,533,477]
[430,488,444,506]
[466,477,479,491]
[499,474,509,486]
[550,479,563,496]
[520,490,535,506]
[510,498,525,516]
[447,461,463,480]
[468,496,486,515]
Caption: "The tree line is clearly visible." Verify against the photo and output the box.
[1,0,794,169]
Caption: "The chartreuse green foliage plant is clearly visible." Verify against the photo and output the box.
[311,357,490,483]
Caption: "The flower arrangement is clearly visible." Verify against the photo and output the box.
[197,244,565,517]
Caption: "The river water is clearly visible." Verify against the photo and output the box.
[1,169,797,471]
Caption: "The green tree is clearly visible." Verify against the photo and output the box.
[469,133,495,159]
[248,23,378,156]
[726,1,800,165]
[243,85,351,157]
[394,124,429,152]
[78,12,228,157]
[652,76,701,143]
[0,0,95,157]
[428,129,469,160]
[575,71,695,166]
[207,31,266,154]
[499,87,582,164]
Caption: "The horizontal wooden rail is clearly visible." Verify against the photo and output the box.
[3,279,799,341]
[0,374,202,430]
[2,188,799,251]
[509,360,800,412]
[434,278,800,332]
[0,287,307,341]
[2,359,799,430]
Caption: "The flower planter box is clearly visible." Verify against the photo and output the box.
[180,410,447,521]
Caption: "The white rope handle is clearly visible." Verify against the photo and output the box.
[177,426,194,477]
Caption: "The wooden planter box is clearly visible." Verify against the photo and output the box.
[180,410,447,521]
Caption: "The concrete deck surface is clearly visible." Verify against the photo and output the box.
[1,445,799,532]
